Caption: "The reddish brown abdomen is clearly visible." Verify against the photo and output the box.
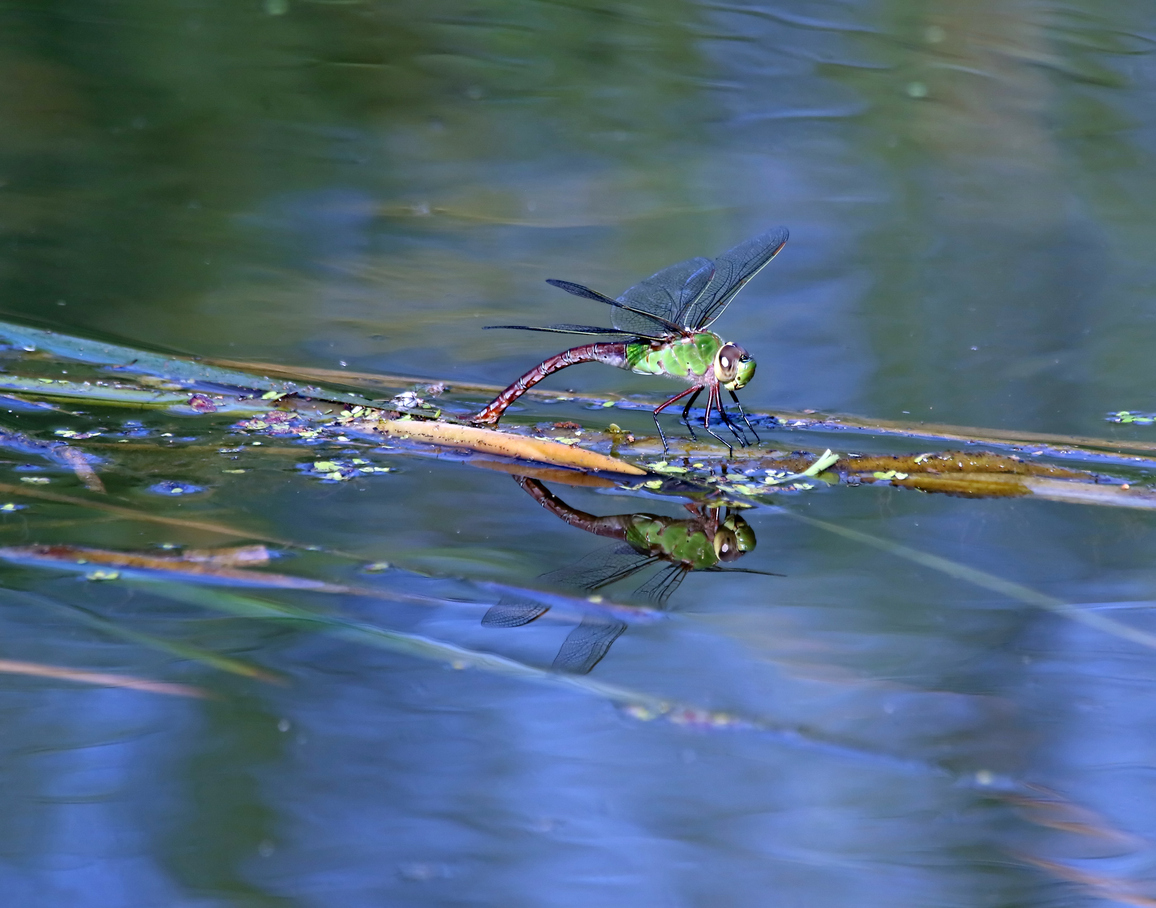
[474,342,629,425]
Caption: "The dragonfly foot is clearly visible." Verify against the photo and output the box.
[703,418,734,457]
[726,390,760,446]
[652,412,671,457]
[717,404,750,448]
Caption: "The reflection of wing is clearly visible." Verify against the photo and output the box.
[635,562,690,606]
[481,598,551,628]
[680,227,789,330]
[540,542,662,595]
[552,616,627,674]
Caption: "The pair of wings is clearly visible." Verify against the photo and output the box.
[488,226,789,341]
[480,543,685,674]
[481,541,779,674]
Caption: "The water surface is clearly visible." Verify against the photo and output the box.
[3,1,1156,905]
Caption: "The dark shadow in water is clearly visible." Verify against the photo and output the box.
[483,475,779,673]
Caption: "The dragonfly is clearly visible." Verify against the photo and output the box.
[473,227,790,454]
[483,476,780,674]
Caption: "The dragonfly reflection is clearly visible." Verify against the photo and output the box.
[484,476,778,674]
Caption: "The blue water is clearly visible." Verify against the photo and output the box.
[2,1,1156,905]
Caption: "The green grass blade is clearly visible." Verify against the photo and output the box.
[1,587,280,682]
[0,319,378,408]
[787,511,1156,650]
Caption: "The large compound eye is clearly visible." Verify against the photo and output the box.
[725,515,757,557]
[713,526,740,562]
[715,343,744,382]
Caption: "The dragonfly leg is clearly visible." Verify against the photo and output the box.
[711,388,748,447]
[679,388,703,441]
[728,389,760,445]
[654,386,700,457]
[715,399,749,447]
[702,386,734,457]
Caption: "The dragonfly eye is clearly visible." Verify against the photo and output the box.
[715,343,742,381]
[719,516,757,559]
[716,343,755,389]
[713,528,739,561]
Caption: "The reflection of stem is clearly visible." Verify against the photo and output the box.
[55,445,105,493]
[0,480,303,547]
[0,657,206,698]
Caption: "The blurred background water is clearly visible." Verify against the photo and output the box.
[3,1,1156,906]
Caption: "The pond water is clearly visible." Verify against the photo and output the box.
[3,1,1156,905]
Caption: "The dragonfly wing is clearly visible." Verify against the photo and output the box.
[679,226,789,330]
[484,324,644,337]
[700,566,785,577]
[551,616,627,674]
[635,562,689,607]
[482,598,551,627]
[547,279,682,335]
[540,542,659,593]
[613,256,713,336]
[545,279,620,304]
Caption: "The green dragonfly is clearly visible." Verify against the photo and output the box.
[473,227,789,454]
[483,476,779,674]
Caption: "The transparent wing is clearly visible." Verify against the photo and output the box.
[551,616,627,674]
[635,562,690,607]
[484,324,648,337]
[481,598,551,627]
[678,226,789,330]
[612,256,713,336]
[546,280,682,335]
[540,542,661,593]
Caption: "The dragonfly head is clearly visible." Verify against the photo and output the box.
[714,343,756,391]
[714,514,756,563]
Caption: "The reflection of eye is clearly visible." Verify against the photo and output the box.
[721,356,731,368]
[714,528,741,561]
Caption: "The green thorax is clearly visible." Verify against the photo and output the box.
[625,332,723,384]
[623,517,719,570]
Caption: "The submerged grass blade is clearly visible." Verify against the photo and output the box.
[206,357,422,397]
[2,587,280,682]
[0,482,305,546]
[0,321,305,392]
[0,375,192,407]
[0,657,206,697]
[780,409,1156,459]
[152,583,947,769]
[0,544,361,592]
[1020,855,1156,908]
[1019,476,1156,509]
[0,543,663,627]
[787,512,1156,650]
[158,582,676,704]
[0,319,379,408]
[55,445,105,493]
